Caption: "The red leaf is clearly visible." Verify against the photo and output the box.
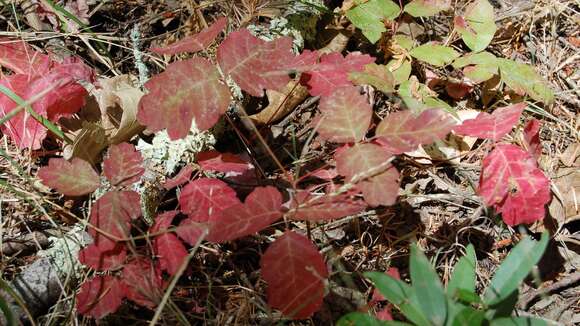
[151,17,227,55]
[197,150,254,176]
[151,210,178,233]
[479,144,550,225]
[217,29,295,97]
[206,186,283,243]
[0,38,51,75]
[176,220,208,246]
[163,165,194,190]
[336,143,400,206]
[88,191,141,250]
[454,103,525,141]
[376,109,456,154]
[79,242,126,271]
[261,231,328,319]
[523,119,542,160]
[122,258,165,308]
[316,86,372,143]
[288,190,366,221]
[137,58,230,139]
[300,52,375,97]
[179,178,240,221]
[103,142,144,186]
[76,275,125,319]
[154,233,188,275]
[308,168,338,180]
[38,158,100,196]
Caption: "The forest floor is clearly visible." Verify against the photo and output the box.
[0,0,579,325]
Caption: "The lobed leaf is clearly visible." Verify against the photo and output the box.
[410,43,460,67]
[287,190,366,221]
[479,144,551,225]
[0,38,51,75]
[345,0,400,43]
[317,86,372,143]
[137,58,230,139]
[122,258,165,308]
[88,191,141,250]
[404,0,451,17]
[453,103,525,141]
[349,63,395,94]
[523,119,542,160]
[454,0,496,52]
[261,231,328,319]
[218,29,295,97]
[335,143,400,207]
[103,142,144,186]
[197,150,254,176]
[498,59,554,104]
[151,17,227,55]
[76,275,126,319]
[154,233,188,275]
[207,186,282,243]
[178,178,240,222]
[163,165,194,190]
[375,109,456,154]
[78,243,127,271]
[38,158,100,196]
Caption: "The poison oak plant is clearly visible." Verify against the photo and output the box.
[339,233,551,326]
[0,0,556,321]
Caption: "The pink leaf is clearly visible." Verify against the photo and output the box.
[300,52,375,97]
[308,168,338,180]
[479,144,550,225]
[316,86,372,143]
[288,190,366,221]
[376,109,456,154]
[151,210,178,233]
[88,191,141,250]
[38,157,100,196]
[261,231,328,319]
[335,143,400,207]
[176,220,208,246]
[137,58,230,139]
[79,242,126,271]
[178,178,240,222]
[453,103,525,141]
[151,17,227,55]
[197,150,254,176]
[206,186,283,243]
[103,142,144,186]
[218,29,296,97]
[154,233,188,275]
[122,258,165,308]
[163,165,194,190]
[523,119,542,160]
[0,38,51,75]
[76,275,125,319]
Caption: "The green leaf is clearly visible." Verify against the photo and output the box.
[452,52,498,68]
[365,272,431,326]
[447,244,477,296]
[410,244,447,325]
[398,77,455,114]
[346,0,400,43]
[486,289,519,319]
[393,35,416,51]
[490,316,550,326]
[451,307,486,326]
[498,59,554,104]
[410,44,460,67]
[338,312,413,326]
[349,63,395,93]
[386,59,412,85]
[404,0,451,17]
[483,232,549,306]
[455,0,496,52]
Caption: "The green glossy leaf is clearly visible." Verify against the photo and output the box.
[451,307,486,326]
[447,244,477,295]
[498,59,554,104]
[455,0,496,52]
[349,63,395,93]
[346,0,400,43]
[386,59,412,85]
[404,0,451,17]
[365,272,431,326]
[410,244,447,325]
[410,44,460,67]
[490,316,550,326]
[483,232,549,305]
[454,289,482,305]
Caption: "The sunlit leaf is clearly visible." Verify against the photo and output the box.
[349,63,395,94]
[287,190,366,221]
[0,38,51,75]
[103,142,144,186]
[453,103,525,141]
[523,119,542,160]
[345,0,400,43]
[178,178,240,222]
[137,58,231,139]
[410,43,460,66]
[404,0,451,17]
[38,157,100,196]
[261,231,328,319]
[454,0,496,52]
[498,59,554,104]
